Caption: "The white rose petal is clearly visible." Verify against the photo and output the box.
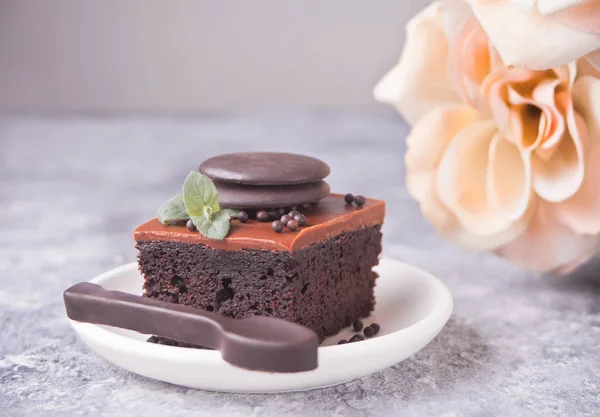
[373,1,460,125]
[468,0,600,69]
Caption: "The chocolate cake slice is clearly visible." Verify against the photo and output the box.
[134,153,385,345]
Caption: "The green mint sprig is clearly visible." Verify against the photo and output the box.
[157,194,188,225]
[156,171,238,240]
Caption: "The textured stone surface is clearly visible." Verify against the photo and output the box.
[1,111,599,416]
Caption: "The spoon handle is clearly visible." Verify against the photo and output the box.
[64,282,318,373]
[64,282,226,348]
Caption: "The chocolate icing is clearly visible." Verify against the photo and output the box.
[135,194,385,252]
[199,152,330,185]
[215,180,330,209]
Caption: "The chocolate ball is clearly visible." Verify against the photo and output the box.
[349,334,364,343]
[287,219,299,231]
[271,220,284,233]
[257,211,270,222]
[237,211,249,223]
[280,214,292,226]
[186,219,197,231]
[294,214,307,226]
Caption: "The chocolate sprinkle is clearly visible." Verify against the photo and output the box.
[237,211,249,223]
[287,219,299,231]
[294,214,307,226]
[353,319,363,332]
[349,334,364,343]
[257,211,270,222]
[186,219,197,232]
[371,323,380,334]
[280,214,292,226]
[363,325,375,338]
[271,220,284,233]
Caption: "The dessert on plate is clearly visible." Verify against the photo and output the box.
[133,152,385,344]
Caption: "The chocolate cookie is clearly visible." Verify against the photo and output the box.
[215,181,330,209]
[200,152,330,186]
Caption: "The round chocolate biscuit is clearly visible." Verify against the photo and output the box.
[215,181,330,209]
[200,152,330,186]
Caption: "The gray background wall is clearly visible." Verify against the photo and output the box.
[0,0,429,112]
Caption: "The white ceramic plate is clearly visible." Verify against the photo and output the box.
[68,257,453,393]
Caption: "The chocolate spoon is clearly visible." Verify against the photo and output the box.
[64,282,318,373]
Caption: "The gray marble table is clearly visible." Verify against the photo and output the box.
[1,111,599,416]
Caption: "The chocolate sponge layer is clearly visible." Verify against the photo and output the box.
[137,225,382,343]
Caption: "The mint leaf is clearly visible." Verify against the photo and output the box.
[157,194,189,225]
[182,171,220,218]
[192,211,231,240]
[222,208,240,219]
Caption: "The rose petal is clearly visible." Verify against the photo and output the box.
[442,213,531,251]
[489,47,506,69]
[441,0,474,41]
[535,109,565,160]
[572,75,600,141]
[532,78,560,106]
[509,103,544,150]
[467,0,600,69]
[448,19,491,107]
[483,67,544,132]
[538,0,592,16]
[504,85,564,154]
[552,244,599,275]
[482,72,511,130]
[406,104,481,226]
[554,76,600,234]
[553,1,600,36]
[506,79,566,156]
[555,141,600,234]
[497,199,598,271]
[532,92,585,202]
[532,80,565,156]
[437,120,519,236]
[585,49,600,72]
[374,2,460,125]
[487,132,532,221]
[408,107,530,252]
[553,62,578,89]
[509,0,537,13]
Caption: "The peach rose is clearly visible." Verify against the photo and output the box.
[374,1,600,272]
